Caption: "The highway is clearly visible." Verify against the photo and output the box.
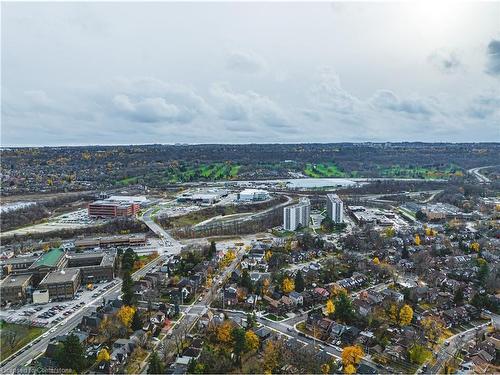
[467,166,495,183]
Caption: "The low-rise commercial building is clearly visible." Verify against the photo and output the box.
[38,268,81,301]
[0,274,33,304]
[66,251,116,283]
[74,234,146,249]
[237,189,269,202]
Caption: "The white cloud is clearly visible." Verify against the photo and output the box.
[225,50,266,74]
[427,49,462,74]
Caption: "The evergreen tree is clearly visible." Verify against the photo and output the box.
[294,270,305,292]
[131,310,143,331]
[55,333,86,373]
[334,292,355,323]
[454,288,464,305]
[231,327,246,367]
[122,271,135,306]
[240,269,253,293]
[147,351,163,374]
[208,241,217,258]
[401,245,409,259]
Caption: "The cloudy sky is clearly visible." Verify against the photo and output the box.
[2,1,500,146]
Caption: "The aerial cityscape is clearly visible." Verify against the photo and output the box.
[1,2,499,375]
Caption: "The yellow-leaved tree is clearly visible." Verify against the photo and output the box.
[470,242,480,252]
[342,345,364,368]
[117,305,136,329]
[326,299,335,316]
[399,304,414,326]
[373,257,380,265]
[262,278,271,296]
[245,330,260,351]
[96,348,110,362]
[414,234,421,246]
[264,250,273,262]
[282,277,295,294]
[344,364,356,374]
[321,363,330,374]
[217,320,233,343]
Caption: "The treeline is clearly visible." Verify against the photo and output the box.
[1,193,94,231]
[171,206,283,239]
[1,218,148,246]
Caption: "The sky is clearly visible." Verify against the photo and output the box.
[1,1,500,146]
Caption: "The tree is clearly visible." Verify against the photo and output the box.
[217,321,233,344]
[245,330,259,352]
[408,344,432,365]
[262,278,271,296]
[96,348,110,363]
[240,269,253,292]
[326,299,335,317]
[414,234,421,246]
[232,327,246,366]
[263,340,280,374]
[421,316,445,343]
[294,270,305,293]
[342,345,364,368]
[282,277,295,294]
[246,312,257,329]
[399,304,413,326]
[321,363,330,374]
[122,270,135,306]
[131,309,143,331]
[401,245,409,259]
[334,291,354,322]
[373,257,380,265]
[117,305,136,329]
[55,333,86,372]
[384,227,395,238]
[470,242,480,252]
[454,288,464,305]
[478,261,489,286]
[264,250,273,262]
[344,364,356,374]
[209,240,217,258]
[147,351,163,374]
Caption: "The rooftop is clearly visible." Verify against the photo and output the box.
[30,248,65,269]
[0,273,32,288]
[39,268,80,285]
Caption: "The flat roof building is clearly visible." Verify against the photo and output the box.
[66,251,116,283]
[38,268,81,301]
[283,198,311,231]
[0,274,33,304]
[326,194,344,223]
[74,234,146,249]
[238,189,270,202]
[88,200,140,218]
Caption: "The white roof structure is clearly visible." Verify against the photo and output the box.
[107,195,148,204]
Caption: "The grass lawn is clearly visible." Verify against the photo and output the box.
[0,322,47,361]
[264,313,285,321]
[304,162,345,178]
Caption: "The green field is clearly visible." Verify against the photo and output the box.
[303,163,345,178]
[0,321,46,361]
[379,164,463,179]
[117,163,242,185]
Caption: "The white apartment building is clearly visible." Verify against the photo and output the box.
[283,198,311,231]
[326,193,344,223]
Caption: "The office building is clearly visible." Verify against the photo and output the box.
[283,198,311,231]
[88,200,140,218]
[237,189,270,202]
[38,268,81,301]
[66,251,116,283]
[326,194,344,223]
[0,274,33,304]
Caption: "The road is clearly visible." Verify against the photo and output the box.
[424,321,490,374]
[140,206,183,253]
[0,253,169,374]
[467,166,495,183]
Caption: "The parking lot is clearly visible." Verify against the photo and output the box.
[0,279,118,327]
